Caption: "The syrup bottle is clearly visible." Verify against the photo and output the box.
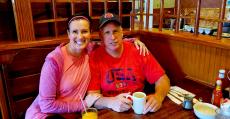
[211,80,223,107]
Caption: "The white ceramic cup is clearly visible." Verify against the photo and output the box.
[126,92,146,114]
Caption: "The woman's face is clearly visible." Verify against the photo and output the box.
[67,19,90,53]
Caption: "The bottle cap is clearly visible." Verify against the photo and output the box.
[216,80,222,85]
[219,69,225,79]
[219,69,226,74]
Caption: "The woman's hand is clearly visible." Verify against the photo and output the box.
[134,39,149,56]
[123,37,149,56]
[107,93,132,112]
[85,93,101,108]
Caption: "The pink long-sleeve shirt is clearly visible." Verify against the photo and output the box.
[25,44,90,119]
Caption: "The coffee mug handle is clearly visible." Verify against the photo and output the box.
[125,95,134,109]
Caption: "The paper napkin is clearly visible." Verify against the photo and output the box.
[167,86,198,105]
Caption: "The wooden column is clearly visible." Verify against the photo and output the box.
[71,0,75,15]
[140,0,144,29]
[104,0,108,13]
[174,0,177,16]
[159,0,164,31]
[131,0,135,30]
[152,1,154,28]
[175,0,181,33]
[146,0,150,29]
[52,0,58,37]
[194,0,201,36]
[118,0,122,22]
[11,0,35,42]
[217,0,227,39]
[88,0,92,16]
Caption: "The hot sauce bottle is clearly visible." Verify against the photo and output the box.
[211,80,223,107]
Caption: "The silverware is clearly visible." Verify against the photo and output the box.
[168,92,183,102]
[170,89,186,97]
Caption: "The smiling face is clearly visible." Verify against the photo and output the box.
[67,19,90,55]
[100,22,123,55]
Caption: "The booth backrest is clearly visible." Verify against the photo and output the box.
[0,47,54,119]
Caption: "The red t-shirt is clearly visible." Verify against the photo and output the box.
[88,42,165,97]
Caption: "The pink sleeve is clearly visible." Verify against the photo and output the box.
[38,58,86,113]
[143,53,165,84]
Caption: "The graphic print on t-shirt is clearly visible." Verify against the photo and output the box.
[105,68,136,89]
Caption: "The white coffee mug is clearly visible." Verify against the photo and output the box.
[126,92,146,114]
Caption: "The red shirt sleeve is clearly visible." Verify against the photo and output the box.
[142,53,165,84]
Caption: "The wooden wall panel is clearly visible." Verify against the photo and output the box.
[139,32,230,87]
[203,47,211,83]
[198,45,206,83]
[12,0,35,42]
[181,0,222,8]
[207,47,216,84]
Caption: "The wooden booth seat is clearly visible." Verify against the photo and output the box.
[0,47,54,119]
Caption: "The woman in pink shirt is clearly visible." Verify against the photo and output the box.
[25,14,101,119]
[25,13,148,119]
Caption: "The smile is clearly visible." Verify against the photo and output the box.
[74,40,85,45]
[110,42,118,45]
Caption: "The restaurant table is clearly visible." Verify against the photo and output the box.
[59,79,213,119]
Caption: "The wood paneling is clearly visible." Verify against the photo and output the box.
[1,47,54,119]
[12,0,35,42]
[181,0,222,8]
[139,31,230,87]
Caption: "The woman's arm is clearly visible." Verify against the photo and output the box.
[87,91,132,112]
[38,59,85,113]
[123,37,149,56]
[38,59,100,113]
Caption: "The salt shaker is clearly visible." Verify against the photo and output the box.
[182,94,193,110]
